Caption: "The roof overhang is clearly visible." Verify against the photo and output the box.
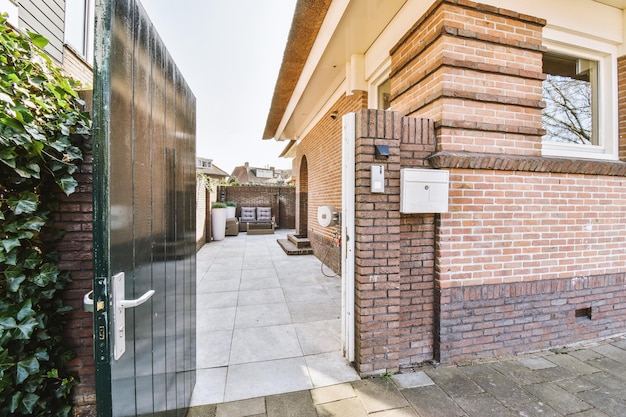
[594,0,626,8]
[263,0,408,142]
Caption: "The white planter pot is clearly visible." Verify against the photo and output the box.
[211,208,227,241]
[226,206,236,218]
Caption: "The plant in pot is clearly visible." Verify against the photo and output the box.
[211,202,228,241]
[225,201,237,218]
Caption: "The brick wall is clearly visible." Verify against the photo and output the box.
[54,151,96,416]
[390,0,546,157]
[217,185,295,229]
[293,92,367,273]
[617,55,626,161]
[436,275,626,362]
[353,109,436,375]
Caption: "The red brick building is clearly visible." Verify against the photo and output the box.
[264,0,626,375]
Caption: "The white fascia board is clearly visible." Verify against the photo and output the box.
[274,0,350,141]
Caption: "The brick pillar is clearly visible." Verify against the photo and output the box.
[55,151,96,416]
[617,55,626,161]
[390,0,546,157]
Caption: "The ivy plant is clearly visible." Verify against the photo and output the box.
[0,14,90,416]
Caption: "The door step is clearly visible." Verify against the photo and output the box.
[277,234,313,255]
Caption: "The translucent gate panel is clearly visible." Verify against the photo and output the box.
[92,0,196,416]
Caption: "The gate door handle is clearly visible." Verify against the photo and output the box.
[119,289,155,309]
[112,272,154,360]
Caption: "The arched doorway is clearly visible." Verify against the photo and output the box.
[298,155,309,236]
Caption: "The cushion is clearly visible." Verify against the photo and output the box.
[240,207,256,222]
[256,207,272,222]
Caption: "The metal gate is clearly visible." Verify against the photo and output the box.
[92,0,196,415]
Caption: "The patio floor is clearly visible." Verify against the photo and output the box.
[190,229,359,405]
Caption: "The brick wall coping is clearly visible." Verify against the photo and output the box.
[429,150,626,176]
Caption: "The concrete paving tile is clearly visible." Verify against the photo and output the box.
[287,301,340,323]
[402,385,466,417]
[557,377,598,394]
[224,357,313,402]
[578,371,626,396]
[189,367,227,406]
[197,307,236,332]
[235,303,292,328]
[200,291,239,309]
[215,397,265,417]
[519,357,557,370]
[546,353,603,375]
[578,389,626,417]
[239,276,281,291]
[202,278,241,293]
[352,378,409,414]
[592,344,626,363]
[569,347,606,362]
[567,410,612,417]
[524,382,592,415]
[311,383,357,405]
[282,285,334,303]
[454,393,518,417]
[490,360,548,385]
[295,319,340,355]
[315,397,368,417]
[229,325,301,364]
[304,352,360,387]
[238,287,285,306]
[461,364,536,406]
[196,330,232,368]
[391,371,434,389]
[369,407,420,417]
[186,403,217,417]
[509,401,561,417]
[585,357,626,381]
[612,338,626,350]
[425,367,484,398]
[266,390,317,417]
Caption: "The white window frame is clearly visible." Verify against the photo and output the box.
[367,58,391,110]
[64,0,94,63]
[542,30,618,161]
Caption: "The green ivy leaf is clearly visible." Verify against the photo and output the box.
[26,30,49,49]
[33,263,59,287]
[21,392,39,414]
[15,317,37,339]
[16,356,39,384]
[1,238,20,253]
[5,272,25,292]
[7,191,38,214]
[10,391,22,413]
[56,175,78,195]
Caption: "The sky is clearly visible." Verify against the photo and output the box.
[141,0,297,174]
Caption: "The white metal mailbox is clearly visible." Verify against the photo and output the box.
[400,168,449,213]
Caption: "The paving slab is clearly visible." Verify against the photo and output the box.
[311,383,356,405]
[461,364,536,406]
[391,371,434,389]
[402,385,466,417]
[352,378,409,414]
[524,382,592,415]
[266,391,317,417]
[315,397,368,417]
[215,397,265,417]
[425,367,483,398]
[453,393,518,417]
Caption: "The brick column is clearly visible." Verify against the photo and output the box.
[353,110,402,375]
[390,0,546,158]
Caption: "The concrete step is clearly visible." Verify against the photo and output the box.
[287,234,312,249]
[277,239,314,255]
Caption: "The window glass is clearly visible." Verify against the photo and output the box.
[65,0,94,62]
[542,52,597,145]
[378,79,391,110]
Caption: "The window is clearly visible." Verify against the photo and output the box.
[378,79,391,110]
[542,52,597,146]
[541,36,617,161]
[64,0,94,63]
